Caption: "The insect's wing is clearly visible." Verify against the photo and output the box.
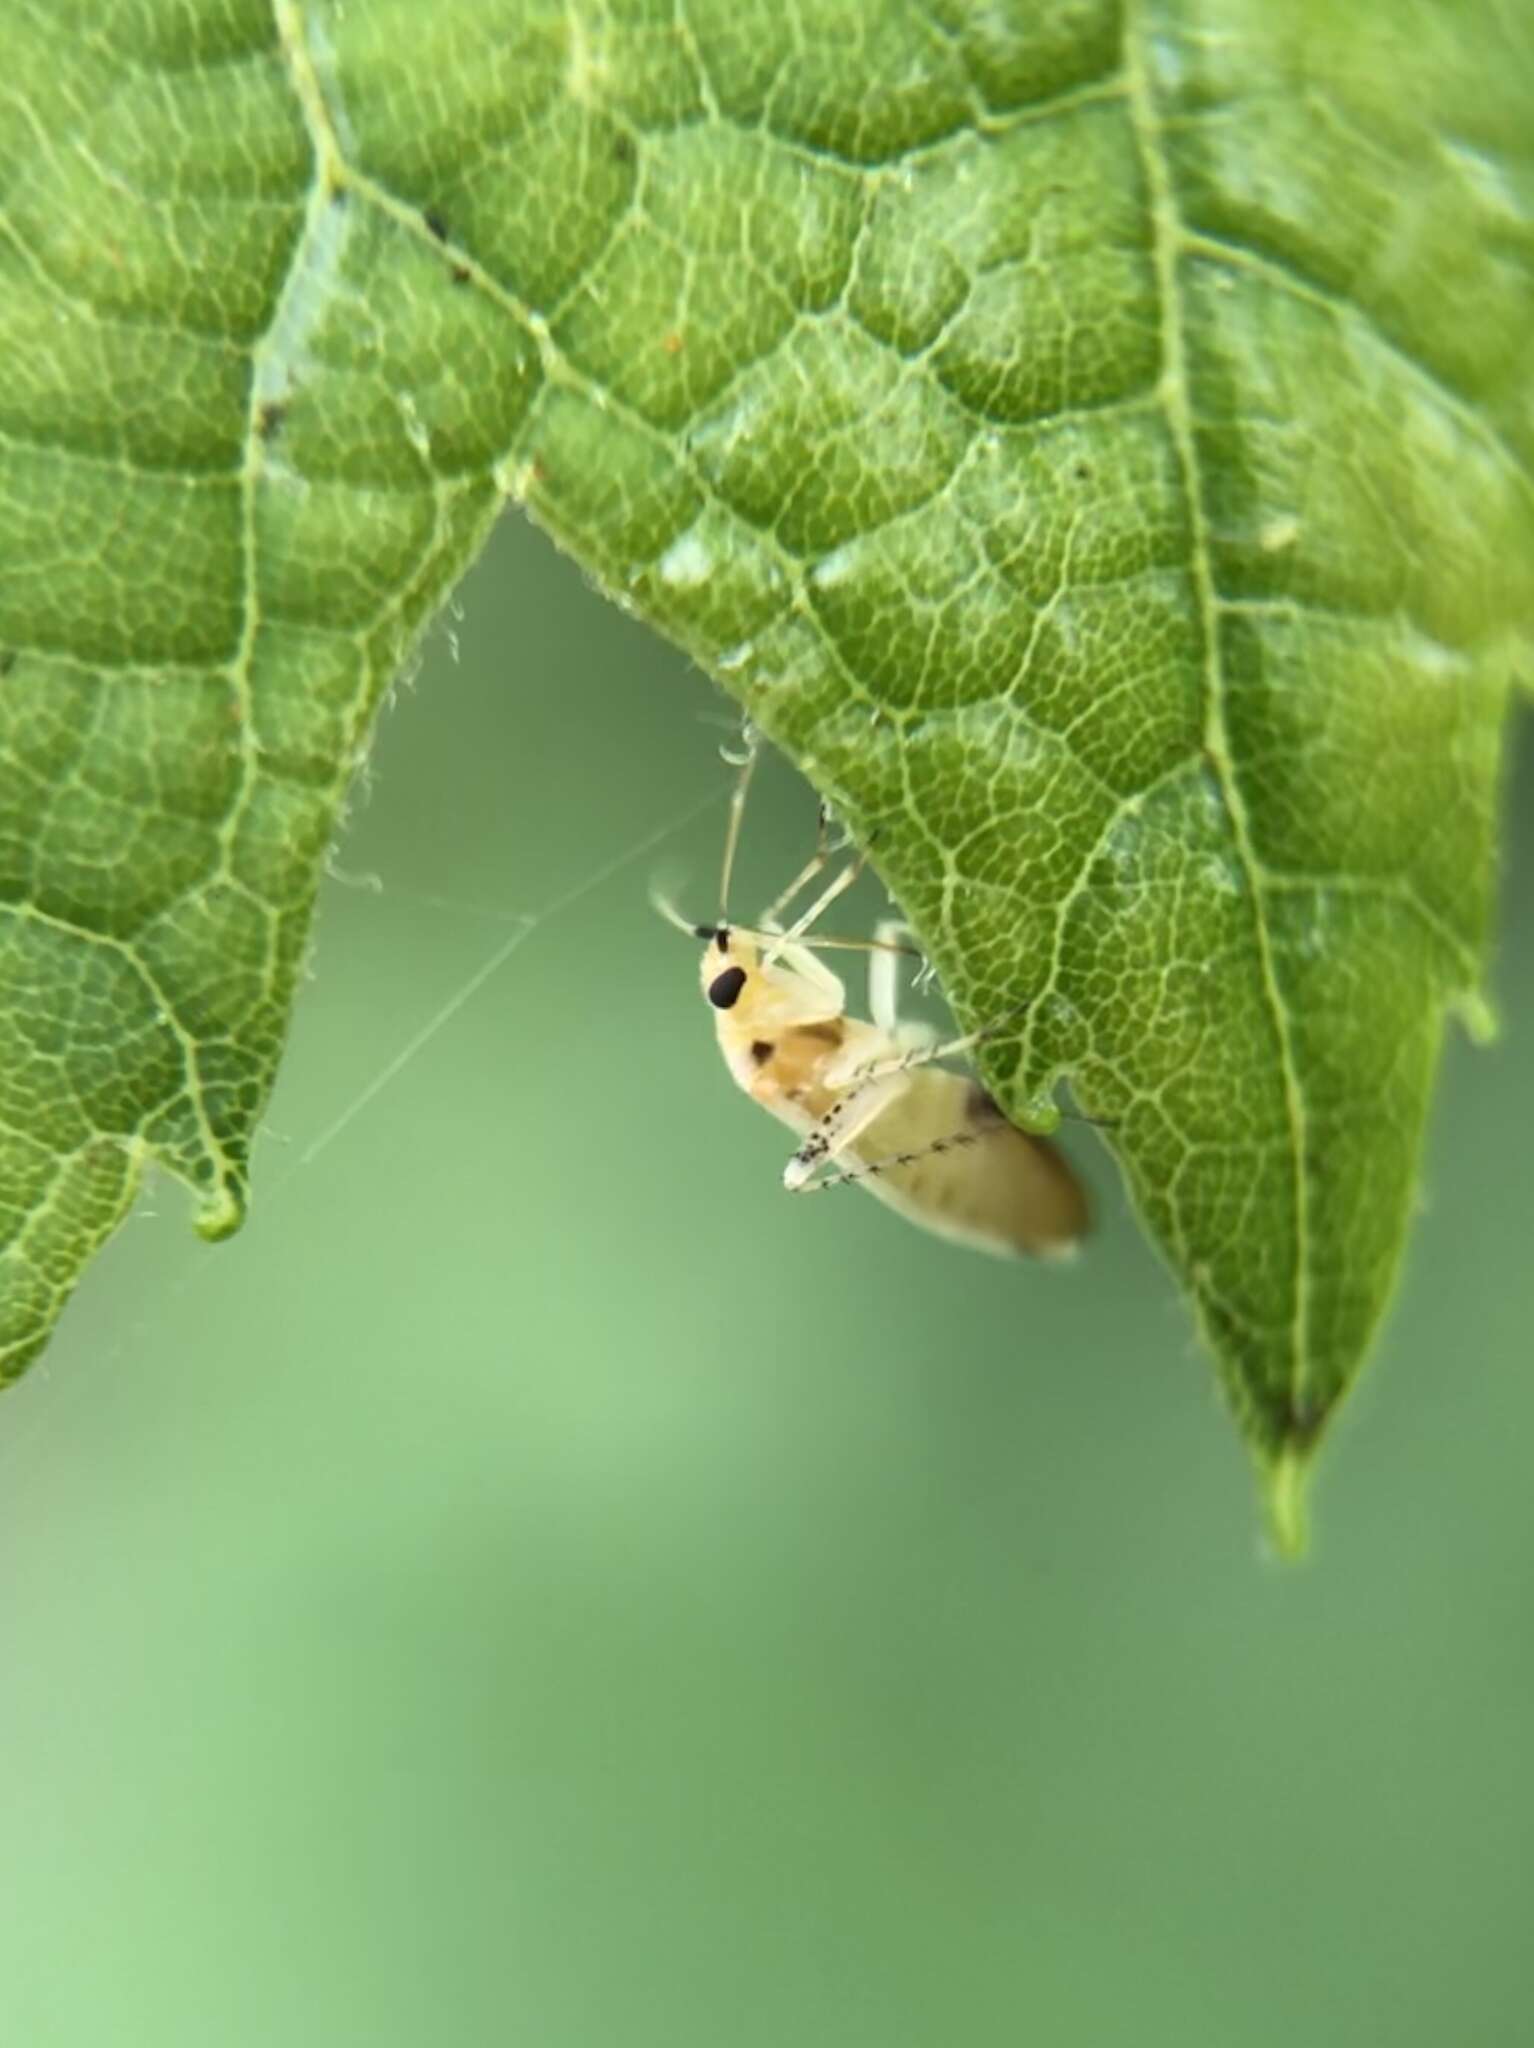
[856,1075,1089,1259]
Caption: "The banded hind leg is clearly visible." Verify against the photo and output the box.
[822,1007,1026,1097]
[781,1068,913,1191]
[784,1056,1012,1196]
[783,1024,1016,1192]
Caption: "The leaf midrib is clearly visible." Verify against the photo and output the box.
[1121,1,1314,1413]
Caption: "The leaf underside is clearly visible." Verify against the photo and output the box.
[2,0,1530,1537]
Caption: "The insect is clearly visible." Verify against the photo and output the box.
[656,746,1089,1259]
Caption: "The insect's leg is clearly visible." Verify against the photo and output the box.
[758,805,833,931]
[868,918,910,1032]
[868,921,905,1032]
[824,1004,1028,1092]
[867,918,936,1057]
[762,853,864,965]
[781,1070,909,1191]
[715,735,760,921]
[796,1124,1001,1193]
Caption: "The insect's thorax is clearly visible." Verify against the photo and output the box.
[718,1011,883,1133]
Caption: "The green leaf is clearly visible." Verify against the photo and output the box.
[2,1,1530,1541]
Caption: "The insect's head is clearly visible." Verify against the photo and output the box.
[650,742,845,1029]
[651,897,765,1007]
[694,919,849,1034]
[693,921,762,1016]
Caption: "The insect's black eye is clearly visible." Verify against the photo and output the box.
[715,927,731,953]
[707,965,747,1010]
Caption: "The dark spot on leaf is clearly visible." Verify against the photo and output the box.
[450,263,472,285]
[423,206,449,241]
[612,132,635,162]
[256,400,287,441]
[0,649,16,677]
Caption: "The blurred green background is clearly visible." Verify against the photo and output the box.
[2,516,1531,2048]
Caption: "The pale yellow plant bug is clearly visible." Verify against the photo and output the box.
[656,746,1089,1259]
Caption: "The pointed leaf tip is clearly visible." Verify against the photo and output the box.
[1262,1452,1313,1564]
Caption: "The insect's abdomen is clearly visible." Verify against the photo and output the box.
[853,1071,1088,1260]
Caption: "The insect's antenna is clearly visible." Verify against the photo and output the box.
[717,740,759,923]
[650,887,704,937]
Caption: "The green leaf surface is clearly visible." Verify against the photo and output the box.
[2,0,1530,1536]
